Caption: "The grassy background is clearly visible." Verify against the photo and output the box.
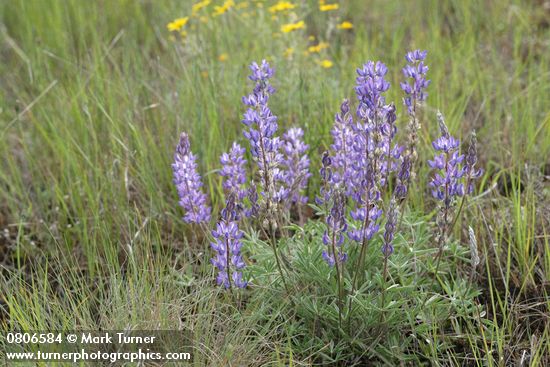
[1,0,549,365]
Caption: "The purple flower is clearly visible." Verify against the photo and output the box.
[432,134,460,153]
[172,132,211,224]
[248,60,275,82]
[355,61,390,119]
[245,183,260,218]
[428,112,483,257]
[348,205,383,242]
[428,112,465,207]
[394,155,411,200]
[400,50,430,115]
[241,60,287,209]
[463,131,483,194]
[281,127,311,205]
[322,193,348,266]
[211,198,247,289]
[330,99,356,195]
[220,142,248,201]
[400,50,430,185]
[378,103,402,186]
[316,151,333,206]
[352,61,399,189]
[347,60,395,245]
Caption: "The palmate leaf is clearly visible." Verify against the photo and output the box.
[245,214,483,364]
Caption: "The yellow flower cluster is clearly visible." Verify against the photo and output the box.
[167,17,189,31]
[337,21,353,29]
[307,41,329,53]
[166,0,347,70]
[317,59,333,68]
[281,20,305,33]
[268,1,295,13]
[319,3,339,11]
[192,0,211,15]
[213,0,235,16]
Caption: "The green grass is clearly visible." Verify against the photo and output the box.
[1,0,549,365]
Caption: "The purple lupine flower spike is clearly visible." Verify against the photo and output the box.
[245,183,260,218]
[401,50,430,182]
[428,112,483,262]
[401,50,430,115]
[282,127,311,205]
[379,103,403,187]
[428,113,464,249]
[242,60,288,211]
[322,192,348,266]
[394,155,411,200]
[172,132,211,224]
[211,196,247,289]
[347,60,392,245]
[331,99,356,195]
[428,112,465,205]
[355,61,390,120]
[248,59,275,82]
[219,142,248,201]
[316,151,333,206]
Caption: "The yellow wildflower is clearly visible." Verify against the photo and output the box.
[213,0,234,16]
[283,47,294,58]
[218,53,229,62]
[307,41,329,53]
[308,35,315,41]
[281,20,305,33]
[337,21,353,29]
[192,0,211,15]
[319,0,326,4]
[319,3,339,11]
[318,59,333,68]
[201,70,209,78]
[268,1,296,13]
[180,30,188,38]
[167,17,189,31]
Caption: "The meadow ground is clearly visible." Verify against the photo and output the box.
[0,0,549,365]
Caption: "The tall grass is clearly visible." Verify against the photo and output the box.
[1,0,548,365]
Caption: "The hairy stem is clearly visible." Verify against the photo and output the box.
[330,229,343,329]
[380,254,390,322]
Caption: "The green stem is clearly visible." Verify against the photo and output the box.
[347,198,371,330]
[225,236,232,290]
[380,253,390,323]
[270,224,291,296]
[330,230,343,329]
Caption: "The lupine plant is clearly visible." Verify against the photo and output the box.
[171,52,482,329]
[172,132,211,226]
[428,112,483,275]
[281,127,311,209]
[210,197,247,289]
[400,50,431,183]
